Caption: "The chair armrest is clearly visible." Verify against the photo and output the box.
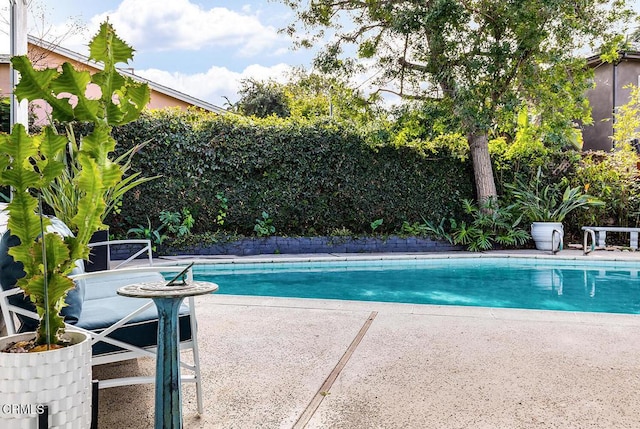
[0,287,39,335]
[72,265,194,301]
[87,239,153,269]
[70,265,193,282]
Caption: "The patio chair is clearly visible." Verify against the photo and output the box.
[0,229,206,415]
[86,236,154,271]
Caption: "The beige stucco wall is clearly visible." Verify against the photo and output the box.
[0,63,10,98]
[1,44,199,124]
[148,91,191,110]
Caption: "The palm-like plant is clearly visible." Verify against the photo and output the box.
[452,198,530,251]
[506,168,604,222]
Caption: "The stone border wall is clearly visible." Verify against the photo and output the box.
[111,236,461,260]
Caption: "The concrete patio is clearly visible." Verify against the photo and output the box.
[95,250,640,428]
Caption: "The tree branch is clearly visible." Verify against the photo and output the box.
[374,87,433,101]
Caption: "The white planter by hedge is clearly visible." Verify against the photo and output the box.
[531,222,564,252]
[0,331,92,429]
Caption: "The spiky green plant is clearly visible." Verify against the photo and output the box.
[40,124,158,226]
[452,198,531,251]
[0,22,149,347]
[506,167,605,222]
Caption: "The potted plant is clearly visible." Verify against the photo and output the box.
[0,22,149,428]
[507,167,604,251]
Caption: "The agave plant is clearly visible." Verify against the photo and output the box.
[0,22,149,348]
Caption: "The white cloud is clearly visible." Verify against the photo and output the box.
[137,62,292,107]
[72,0,282,57]
[0,0,298,110]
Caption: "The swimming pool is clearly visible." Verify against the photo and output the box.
[192,257,640,314]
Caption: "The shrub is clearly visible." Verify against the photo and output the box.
[108,109,475,237]
[567,146,640,234]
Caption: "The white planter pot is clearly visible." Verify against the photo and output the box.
[531,269,564,295]
[0,330,92,429]
[531,222,564,251]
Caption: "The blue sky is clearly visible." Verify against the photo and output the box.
[1,0,640,109]
[1,0,313,107]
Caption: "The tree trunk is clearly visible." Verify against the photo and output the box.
[468,132,497,203]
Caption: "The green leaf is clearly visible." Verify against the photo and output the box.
[87,22,149,125]
[37,127,67,184]
[80,123,116,164]
[6,194,42,276]
[11,56,74,122]
[358,40,377,58]
[88,21,135,67]
[115,79,150,125]
[93,69,126,122]
[39,127,67,162]
[72,155,107,244]
[50,63,99,122]
[0,125,41,190]
[22,271,74,345]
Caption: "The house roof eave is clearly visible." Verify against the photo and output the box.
[586,50,640,67]
[25,35,227,114]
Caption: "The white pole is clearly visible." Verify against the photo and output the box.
[9,0,29,131]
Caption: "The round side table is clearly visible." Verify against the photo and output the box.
[117,280,218,429]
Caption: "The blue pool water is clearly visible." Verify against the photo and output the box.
[192,258,640,314]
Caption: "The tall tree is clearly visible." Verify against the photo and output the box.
[235,78,291,118]
[282,0,633,202]
[283,68,383,124]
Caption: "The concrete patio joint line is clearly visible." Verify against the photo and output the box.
[292,311,378,428]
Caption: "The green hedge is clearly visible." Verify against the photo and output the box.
[108,109,475,236]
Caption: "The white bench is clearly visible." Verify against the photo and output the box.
[582,226,640,254]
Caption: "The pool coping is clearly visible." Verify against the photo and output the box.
[155,248,640,265]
